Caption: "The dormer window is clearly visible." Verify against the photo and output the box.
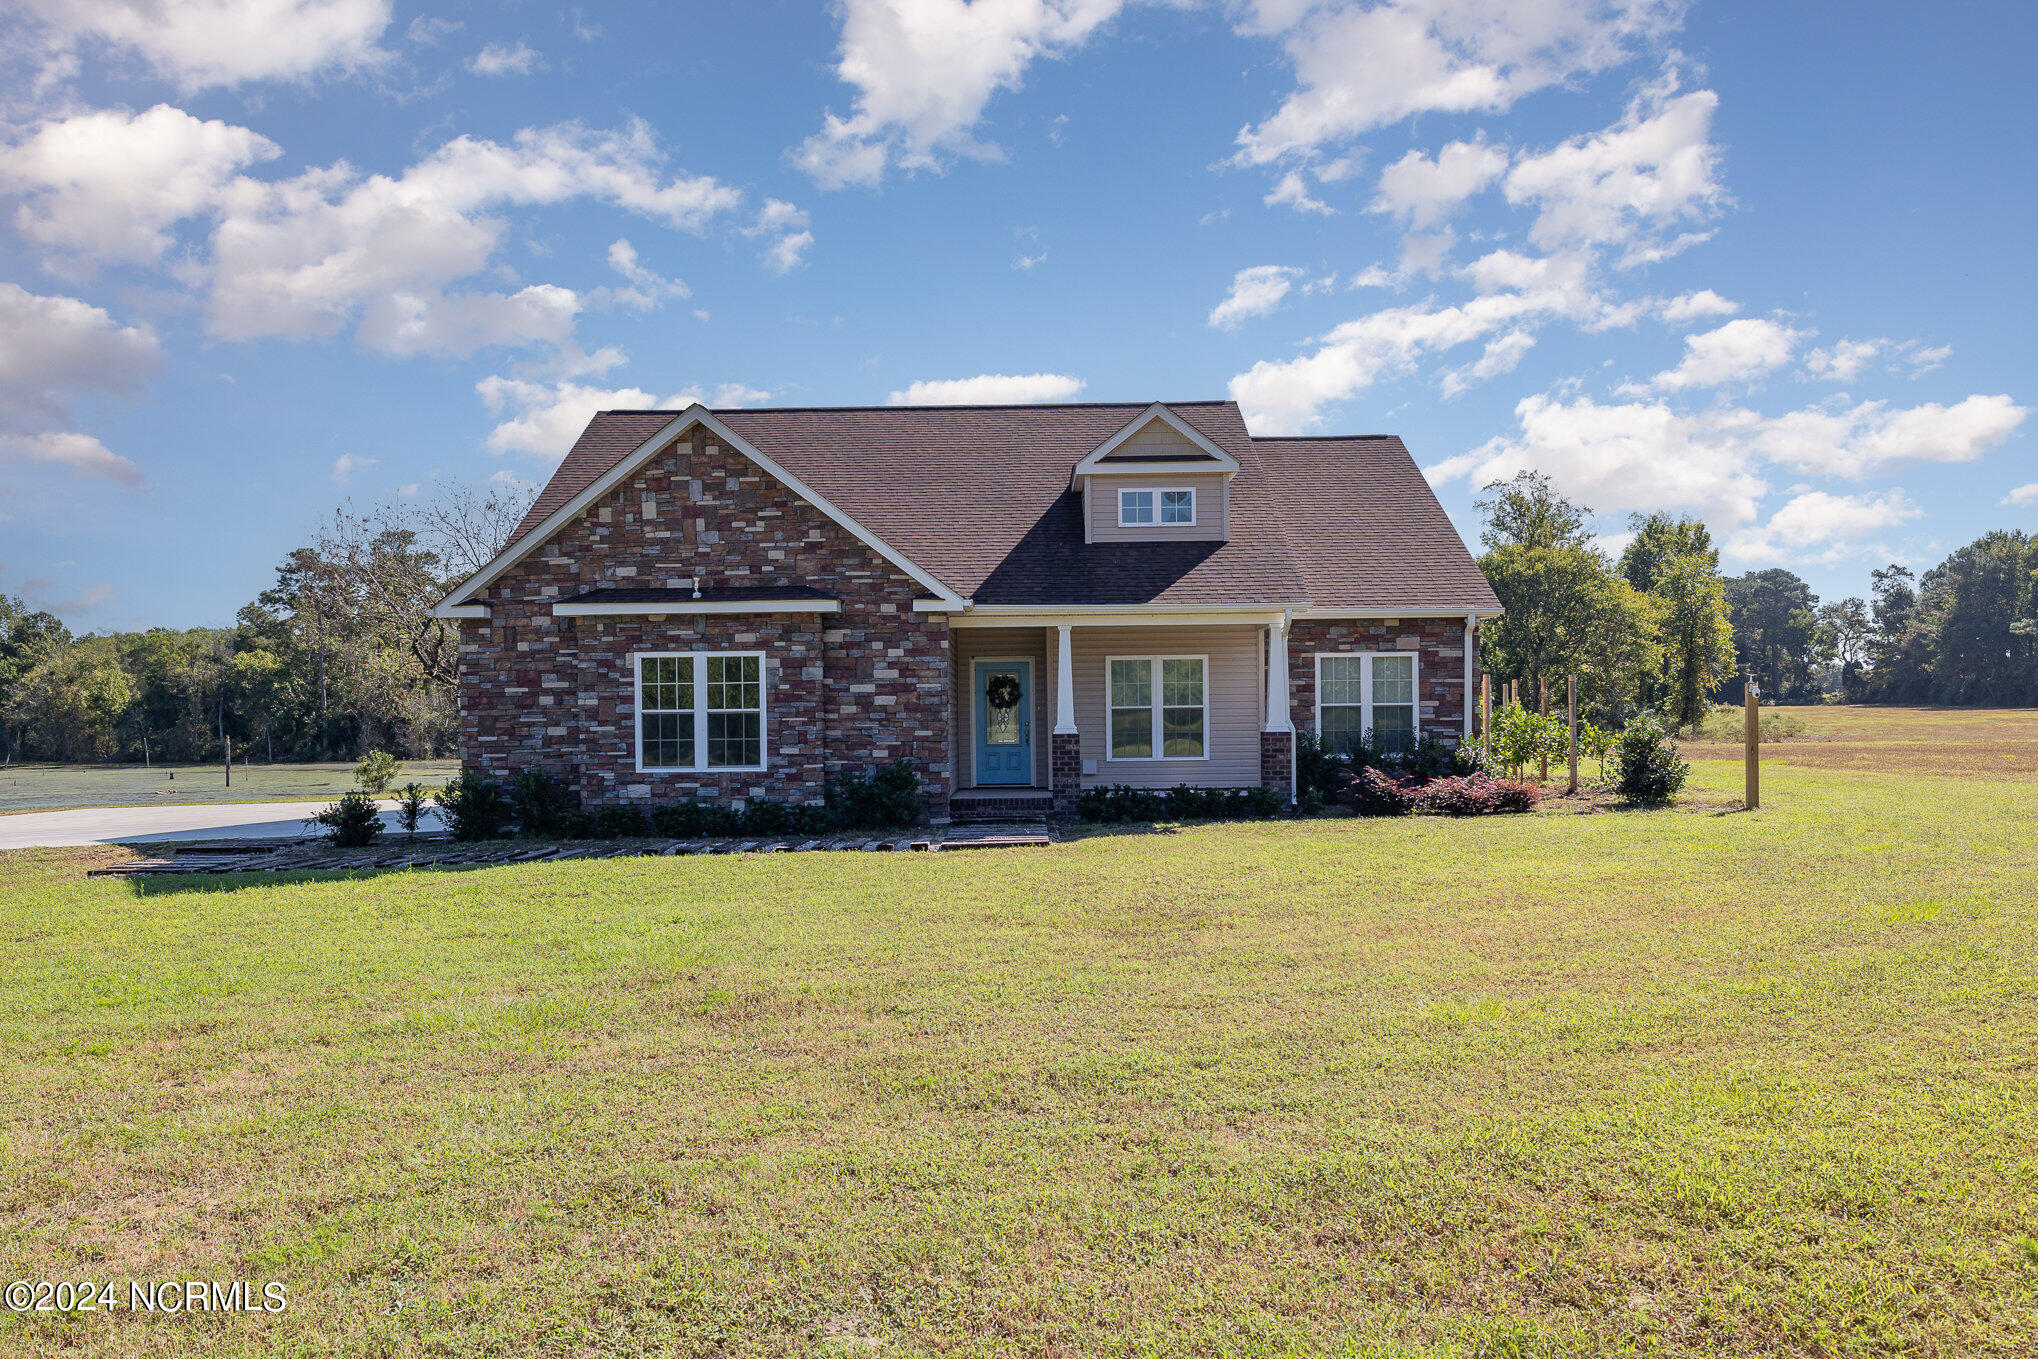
[1119,487,1195,527]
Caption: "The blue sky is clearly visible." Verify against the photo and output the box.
[1,0,2032,631]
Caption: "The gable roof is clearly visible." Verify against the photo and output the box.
[466,401,1496,614]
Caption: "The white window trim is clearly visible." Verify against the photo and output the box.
[1116,486,1196,527]
[1312,651,1421,747]
[1103,653,1211,762]
[633,650,768,774]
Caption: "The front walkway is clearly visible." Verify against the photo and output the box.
[0,799,444,850]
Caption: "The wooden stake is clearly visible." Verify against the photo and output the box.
[224,733,231,788]
[1480,674,1491,760]
[1744,679,1760,810]
[1567,674,1578,794]
[1537,677,1549,783]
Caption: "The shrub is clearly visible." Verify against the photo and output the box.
[1489,704,1568,780]
[738,798,792,835]
[1340,767,1418,816]
[1416,774,1543,816]
[1393,730,1462,781]
[789,802,837,836]
[510,769,582,838]
[1577,720,1616,781]
[590,804,648,838]
[1075,785,1163,823]
[308,790,382,846]
[828,759,925,829]
[1613,714,1690,803]
[434,771,513,841]
[1295,730,1352,805]
[354,749,400,795]
[649,800,742,839]
[393,783,432,839]
[1076,784,1285,824]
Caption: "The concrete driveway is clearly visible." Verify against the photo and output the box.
[0,799,444,849]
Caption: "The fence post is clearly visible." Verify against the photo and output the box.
[1567,674,1578,795]
[1480,674,1491,761]
[1536,678,1549,782]
[1744,679,1760,810]
[224,733,231,788]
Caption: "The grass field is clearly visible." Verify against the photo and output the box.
[1,713,2034,1356]
[1681,704,2038,779]
[0,761,459,814]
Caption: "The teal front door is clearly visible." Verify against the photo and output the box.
[974,660,1032,785]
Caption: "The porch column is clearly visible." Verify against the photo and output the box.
[1260,614,1295,803]
[1050,624,1081,820]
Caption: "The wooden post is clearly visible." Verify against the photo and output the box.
[1536,677,1549,782]
[1567,674,1579,794]
[1744,679,1760,810]
[224,733,231,788]
[1480,674,1491,760]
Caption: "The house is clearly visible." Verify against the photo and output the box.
[433,401,1501,822]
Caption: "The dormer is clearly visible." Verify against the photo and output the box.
[1071,403,1239,544]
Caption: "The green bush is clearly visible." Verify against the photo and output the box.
[510,769,582,838]
[1613,714,1690,803]
[738,798,792,834]
[789,802,836,836]
[1077,784,1285,824]
[1295,729,1357,805]
[1577,720,1616,781]
[1340,767,1418,816]
[1489,704,1568,780]
[649,801,742,839]
[353,749,400,795]
[308,790,383,846]
[392,783,431,839]
[590,804,648,838]
[827,759,925,830]
[434,771,513,841]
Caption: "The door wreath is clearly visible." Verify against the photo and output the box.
[985,674,1023,710]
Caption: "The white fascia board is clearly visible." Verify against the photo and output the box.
[432,602,491,619]
[552,599,841,617]
[437,405,968,611]
[1069,402,1240,488]
[951,603,1299,629]
[1295,605,1505,620]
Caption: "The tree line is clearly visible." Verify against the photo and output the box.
[0,482,525,765]
[1474,472,2038,721]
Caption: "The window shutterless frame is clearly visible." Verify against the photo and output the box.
[1117,487,1196,527]
[633,651,767,773]
[1312,651,1421,750]
[1103,653,1210,760]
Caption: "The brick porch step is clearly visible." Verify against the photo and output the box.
[950,789,1055,824]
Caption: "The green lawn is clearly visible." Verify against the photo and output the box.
[0,761,458,814]
[1,742,2033,1355]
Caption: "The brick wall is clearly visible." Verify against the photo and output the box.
[1286,617,1467,744]
[461,426,953,820]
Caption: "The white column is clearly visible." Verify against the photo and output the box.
[1263,615,1293,732]
[1053,623,1077,734]
[1463,612,1477,743]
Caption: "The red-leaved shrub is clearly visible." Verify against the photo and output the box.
[1415,774,1543,816]
[1339,766,1420,816]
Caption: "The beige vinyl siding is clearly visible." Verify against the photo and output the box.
[1097,416,1207,460]
[1086,472,1230,543]
[1066,624,1263,788]
[952,626,1049,787]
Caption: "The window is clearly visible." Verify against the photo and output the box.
[635,652,765,771]
[1116,487,1196,526]
[1106,655,1207,759]
[1316,652,1419,755]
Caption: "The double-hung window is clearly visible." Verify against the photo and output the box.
[1117,488,1195,526]
[636,652,765,771]
[1107,655,1207,759]
[1316,653,1418,755]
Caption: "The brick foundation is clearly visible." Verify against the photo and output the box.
[1259,728,1294,800]
[1050,731,1082,820]
[1286,616,1467,745]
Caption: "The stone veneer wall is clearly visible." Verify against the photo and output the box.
[460,426,953,821]
[1258,729,1294,798]
[1285,617,1468,744]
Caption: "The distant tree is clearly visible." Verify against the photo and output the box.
[1652,553,1739,725]
[7,640,134,761]
[1475,471,1591,552]
[1618,512,1719,594]
[1925,531,2037,705]
[1726,569,1823,700]
[1816,597,1873,698]
[0,594,71,763]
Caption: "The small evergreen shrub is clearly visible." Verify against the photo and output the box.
[1614,714,1691,803]
[1416,775,1543,816]
[309,790,383,846]
[354,749,400,795]
[738,798,792,834]
[591,804,648,838]
[789,802,836,836]
[510,769,582,838]
[1340,767,1419,816]
[828,759,925,829]
[1394,730,1461,781]
[1076,784,1287,823]
[434,771,512,840]
[393,783,431,839]
[649,801,741,838]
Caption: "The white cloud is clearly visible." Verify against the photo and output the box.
[13,0,394,91]
[2004,482,2038,507]
[0,283,163,423]
[795,0,1127,188]
[604,238,690,308]
[475,376,770,459]
[741,198,813,274]
[1371,140,1508,228]
[1724,489,1922,564]
[1233,0,1681,165]
[1263,169,1335,215]
[886,373,1085,405]
[1439,329,1535,397]
[206,120,742,352]
[0,431,144,486]
[53,584,117,613]
[1503,86,1723,252]
[1209,265,1300,329]
[1650,317,1803,390]
[331,452,378,485]
[1659,288,1737,324]
[1803,338,1881,383]
[1904,343,1952,376]
[468,41,543,77]
[0,104,280,273]
[405,15,460,45]
[1013,250,1048,271]
[1748,393,2027,479]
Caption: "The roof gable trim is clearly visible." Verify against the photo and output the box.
[435,405,969,614]
[1070,403,1239,487]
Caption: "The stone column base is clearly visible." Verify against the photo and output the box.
[1050,731,1082,821]
[1260,729,1294,801]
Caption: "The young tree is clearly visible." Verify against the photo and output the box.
[1475,470,1591,552]
[1653,554,1739,725]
